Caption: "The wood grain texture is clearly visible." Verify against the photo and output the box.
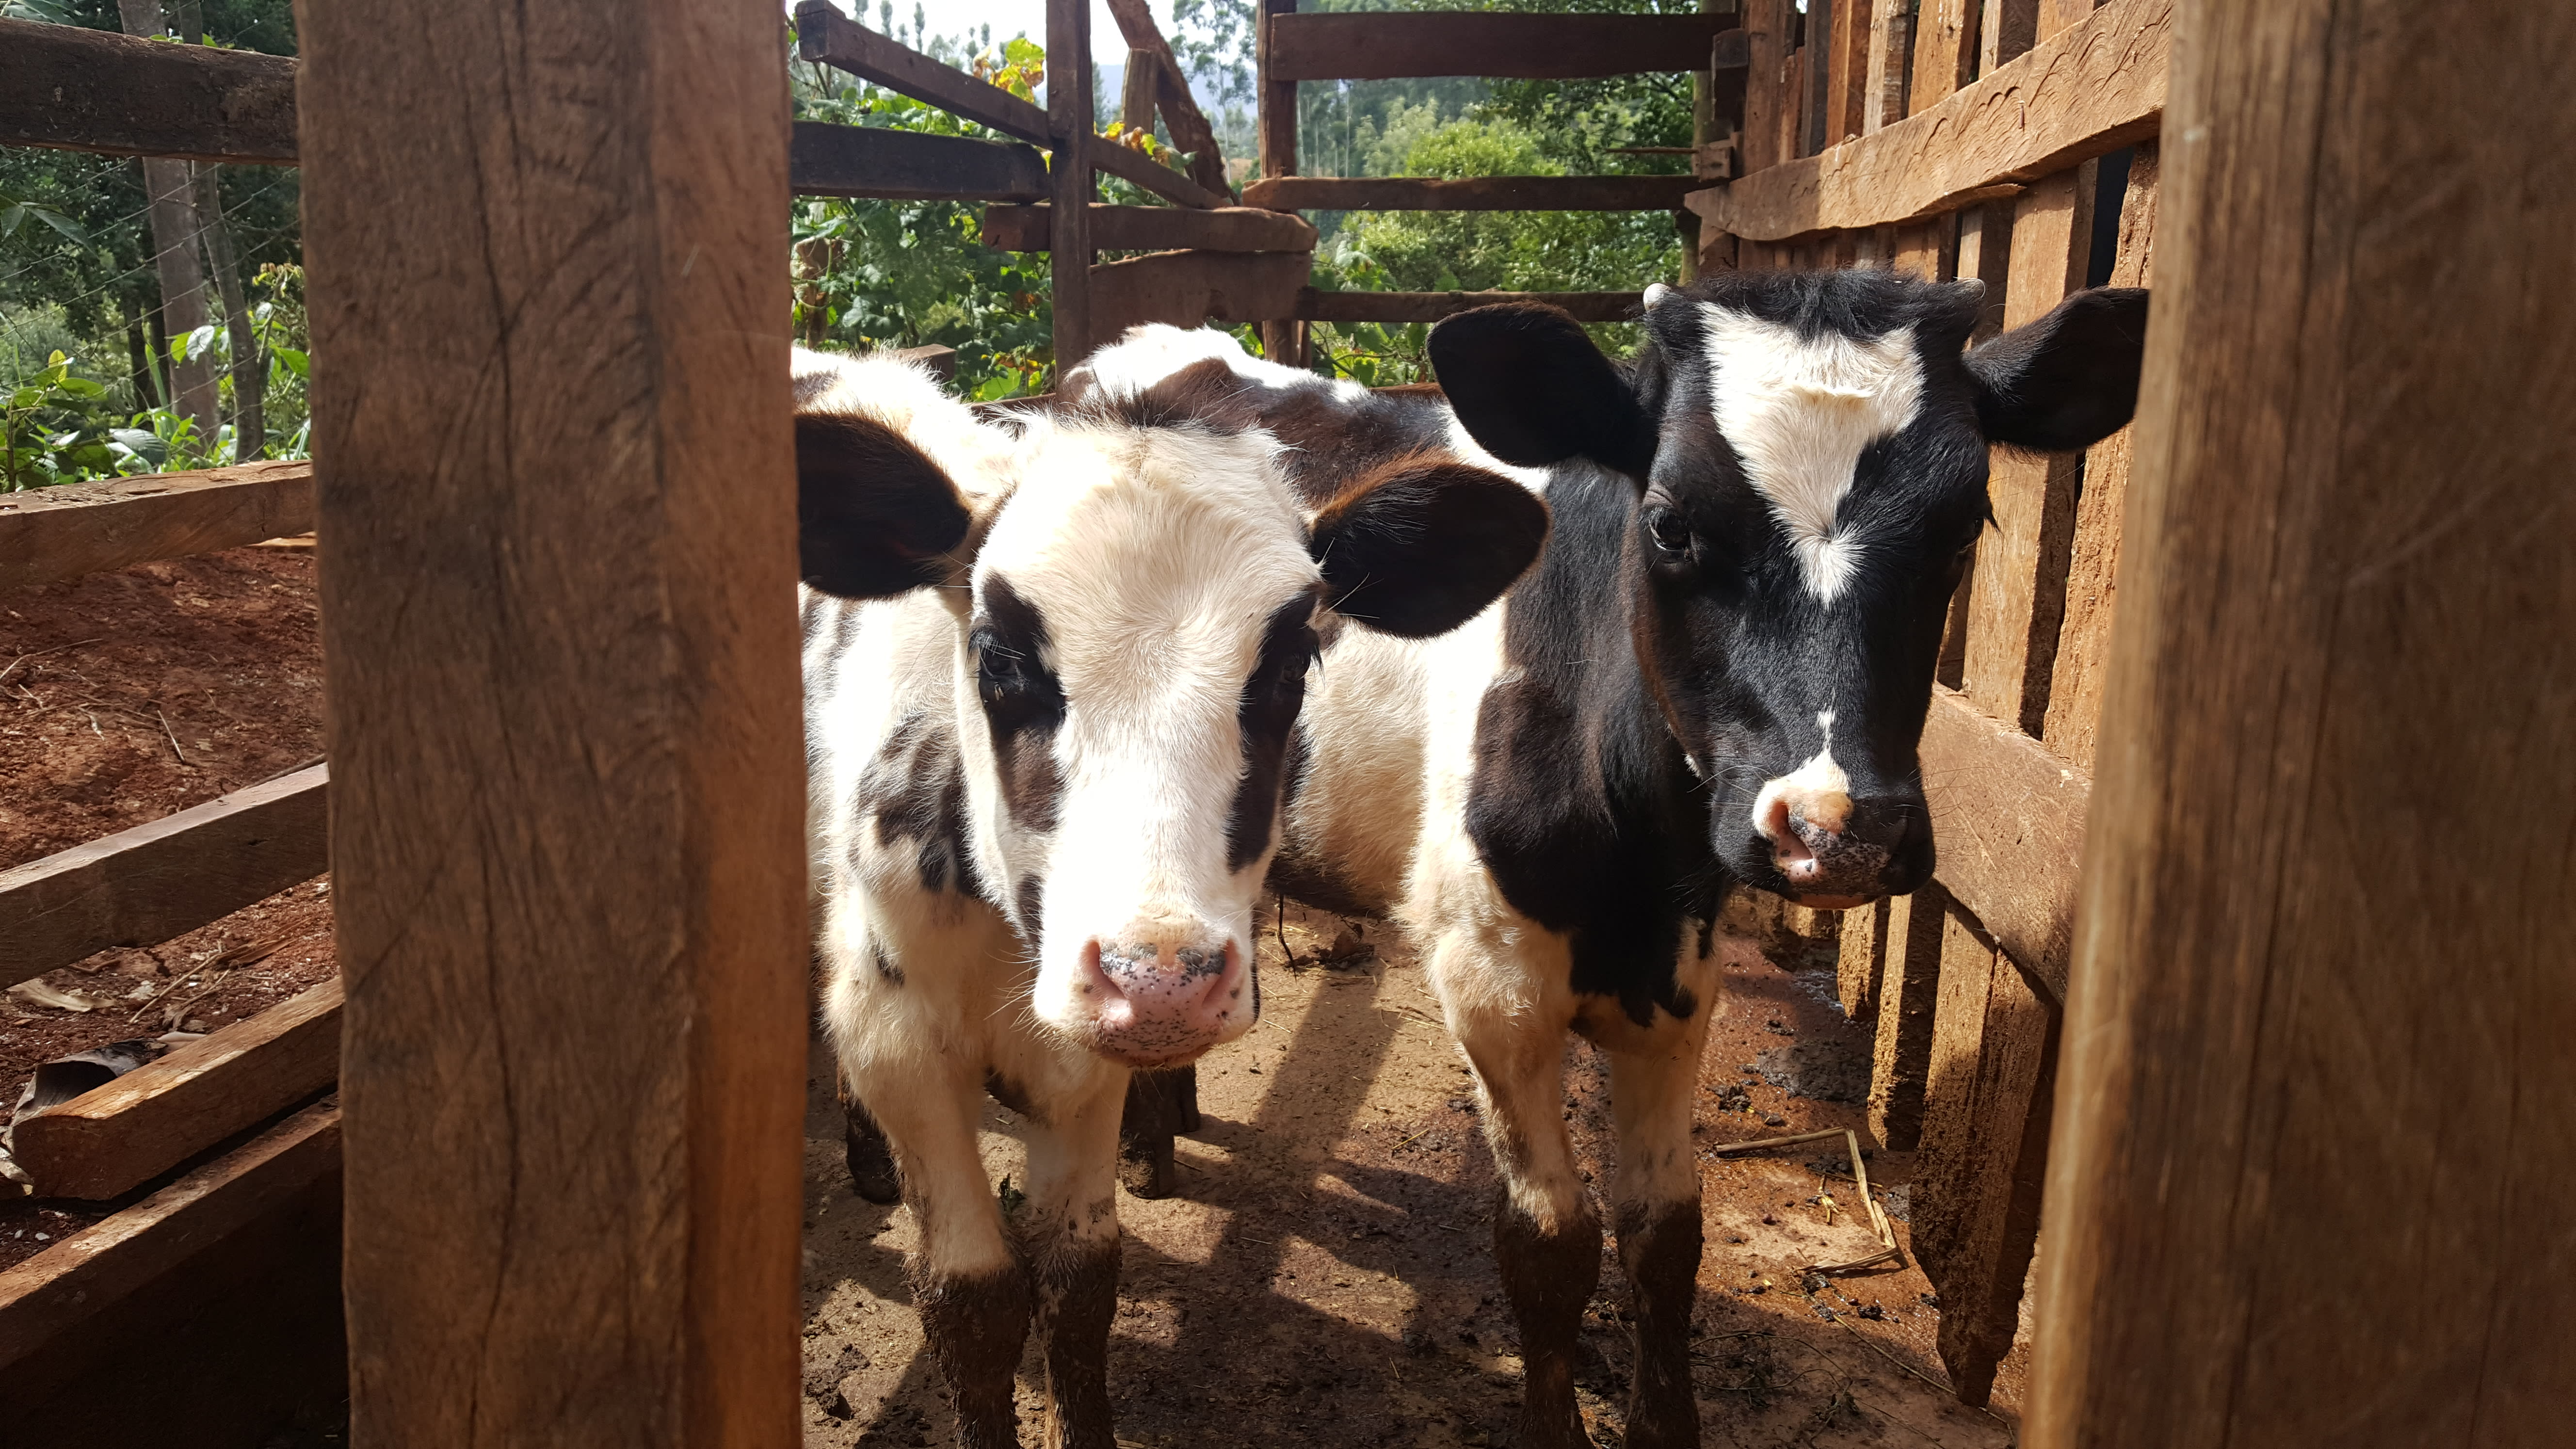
[297,0,808,1439]
[1909,0,1981,115]
[1256,0,1297,183]
[1910,903,2056,1406]
[1088,248,1312,343]
[982,203,1315,254]
[1295,289,1644,324]
[14,978,341,1201]
[1106,0,1234,197]
[2038,142,2157,766]
[1959,165,2094,736]
[789,121,1048,202]
[2028,1,2576,1441]
[1918,687,2088,1002]
[1738,0,1791,175]
[0,764,327,989]
[1683,0,2165,242]
[794,0,1049,145]
[0,16,294,165]
[1242,175,1705,213]
[1863,0,1912,132]
[1868,886,1946,1151]
[1050,0,1096,366]
[1266,11,1736,82]
[1979,0,2041,74]
[1837,898,1888,1023]
[0,459,312,591]
[1825,0,1874,147]
[0,1102,344,1441]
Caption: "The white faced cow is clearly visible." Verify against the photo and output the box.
[1064,270,2149,1449]
[793,349,1546,1449]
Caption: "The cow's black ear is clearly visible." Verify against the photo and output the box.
[1965,287,2152,451]
[1429,303,1654,476]
[1309,456,1550,638]
[797,411,974,598]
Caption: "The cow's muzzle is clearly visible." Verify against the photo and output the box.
[1751,783,1930,908]
[1072,933,1252,1066]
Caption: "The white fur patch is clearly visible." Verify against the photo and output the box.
[1748,710,1852,838]
[1078,323,1369,405]
[1697,307,1926,601]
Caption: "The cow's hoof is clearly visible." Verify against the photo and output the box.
[1117,1135,1177,1199]
[845,1122,902,1205]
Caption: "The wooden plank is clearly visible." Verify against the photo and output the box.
[2028,1,2576,1439]
[2039,142,2157,767]
[1089,249,1313,345]
[1918,687,2087,1003]
[2037,0,2103,40]
[0,1102,345,1441]
[1911,903,2055,1406]
[789,120,1047,202]
[0,460,311,591]
[0,16,295,166]
[1910,0,1981,115]
[296,0,808,1437]
[1050,0,1097,368]
[1737,0,1791,176]
[1890,217,1952,280]
[1958,164,2095,735]
[14,978,342,1201]
[1105,0,1234,199]
[794,0,1050,146]
[1862,0,1912,133]
[1683,0,2167,242]
[1089,129,1236,210]
[1296,289,1643,325]
[0,764,328,989]
[1979,0,2041,74]
[1266,11,1736,82]
[1837,897,1888,1023]
[1242,175,1705,213]
[1255,0,1298,358]
[983,203,1315,255]
[1867,884,1945,1150]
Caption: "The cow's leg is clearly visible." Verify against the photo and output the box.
[837,1062,903,1205]
[1114,1068,1179,1199]
[1603,955,1719,1449]
[1008,1052,1127,1449]
[1431,958,1593,1449]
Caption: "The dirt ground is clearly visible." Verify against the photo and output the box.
[1,546,338,1273]
[797,904,2029,1449]
[2,547,2034,1443]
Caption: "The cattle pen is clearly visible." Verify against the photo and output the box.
[0,0,2569,1445]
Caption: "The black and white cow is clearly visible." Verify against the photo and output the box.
[793,348,1546,1449]
[1065,269,2148,1449]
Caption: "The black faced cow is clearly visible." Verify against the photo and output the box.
[1063,269,2148,1449]
[794,347,1546,1449]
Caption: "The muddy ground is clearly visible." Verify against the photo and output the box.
[2,548,2031,1443]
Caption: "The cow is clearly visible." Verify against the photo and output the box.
[793,347,1548,1449]
[1063,269,2150,1449]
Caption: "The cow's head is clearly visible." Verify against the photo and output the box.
[1430,273,2147,907]
[794,352,1546,1065]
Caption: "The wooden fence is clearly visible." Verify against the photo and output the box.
[1681,0,2165,1406]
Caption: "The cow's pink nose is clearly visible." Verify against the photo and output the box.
[1756,787,1873,906]
[1076,936,1248,1065]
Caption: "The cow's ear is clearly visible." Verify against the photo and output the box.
[797,411,975,598]
[1429,303,1655,476]
[1310,457,1550,638]
[1965,287,2152,451]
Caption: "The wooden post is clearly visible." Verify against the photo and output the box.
[1867,886,1944,1151]
[1909,0,1980,109]
[296,0,807,1440]
[1977,0,2038,77]
[1861,0,1911,132]
[1738,0,1788,175]
[1256,0,1300,365]
[1823,0,1871,149]
[2028,0,2576,1440]
[1049,0,1095,370]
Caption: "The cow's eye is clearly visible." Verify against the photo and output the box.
[972,628,1055,717]
[1642,503,1693,557]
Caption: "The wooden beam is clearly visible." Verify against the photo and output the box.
[1867,885,1946,1150]
[983,203,1316,254]
[2040,143,2159,768]
[1243,175,1705,213]
[1917,688,2087,1003]
[789,121,1047,201]
[1684,0,2167,242]
[1266,11,1739,81]
[793,0,1051,146]
[0,16,294,166]
[13,978,341,1201]
[0,1102,345,1443]
[1089,249,1312,345]
[2028,0,2576,1439]
[1296,289,1644,325]
[297,0,808,1437]
[0,459,311,592]
[1105,0,1235,199]
[0,764,327,990]
[1088,135,1237,210]
[1911,902,2056,1406]
[1050,0,1096,369]
[1256,0,1299,364]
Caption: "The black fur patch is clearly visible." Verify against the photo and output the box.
[1224,594,1322,872]
[1309,454,1550,638]
[853,711,979,899]
[975,575,1065,834]
[796,411,972,598]
[1964,286,2151,450]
